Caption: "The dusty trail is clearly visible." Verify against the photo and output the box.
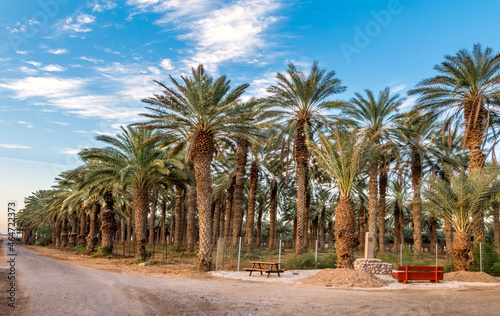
[7,243,500,315]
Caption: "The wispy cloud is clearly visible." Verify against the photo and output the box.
[56,13,96,33]
[47,48,69,55]
[16,51,28,55]
[89,0,117,12]
[19,66,38,75]
[0,144,31,149]
[40,64,68,72]
[79,56,103,63]
[48,121,69,126]
[25,61,42,67]
[127,0,281,71]
[58,148,81,155]
[160,58,173,70]
[18,120,34,128]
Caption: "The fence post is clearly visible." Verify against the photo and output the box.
[237,237,242,271]
[315,239,318,269]
[480,242,483,273]
[216,238,220,271]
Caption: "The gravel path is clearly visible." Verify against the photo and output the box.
[8,243,500,315]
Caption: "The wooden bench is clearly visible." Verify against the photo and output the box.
[243,261,285,278]
[392,266,444,284]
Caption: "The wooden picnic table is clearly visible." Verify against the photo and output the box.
[243,261,285,278]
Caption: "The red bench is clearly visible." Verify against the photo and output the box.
[392,266,444,284]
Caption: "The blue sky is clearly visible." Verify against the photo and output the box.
[1,0,500,232]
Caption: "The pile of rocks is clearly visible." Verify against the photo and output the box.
[354,258,393,275]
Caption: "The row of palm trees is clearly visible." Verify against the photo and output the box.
[17,44,500,272]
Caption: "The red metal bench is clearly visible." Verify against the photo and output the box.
[392,266,444,284]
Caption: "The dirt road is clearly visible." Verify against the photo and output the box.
[6,243,500,315]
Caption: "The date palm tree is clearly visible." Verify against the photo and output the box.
[138,65,260,270]
[80,126,189,260]
[425,168,500,271]
[410,44,500,244]
[309,127,369,268]
[267,61,346,254]
[342,87,404,250]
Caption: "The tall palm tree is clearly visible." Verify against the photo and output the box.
[138,65,259,270]
[309,127,369,268]
[267,61,346,254]
[394,113,436,254]
[80,127,188,260]
[410,44,500,243]
[425,168,500,271]
[342,87,404,250]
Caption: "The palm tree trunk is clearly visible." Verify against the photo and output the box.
[101,190,117,252]
[319,205,326,250]
[120,218,126,242]
[224,178,235,239]
[368,161,378,249]
[411,152,423,255]
[393,204,400,254]
[359,204,366,251]
[133,187,149,260]
[127,219,132,242]
[219,199,226,239]
[453,230,472,271]
[399,207,405,249]
[328,221,334,249]
[494,203,500,252]
[430,217,437,255]
[77,210,87,246]
[231,140,249,246]
[292,216,297,248]
[160,199,166,244]
[149,190,157,245]
[295,120,309,255]
[187,183,198,252]
[335,195,358,268]
[269,179,278,250]
[61,218,69,247]
[86,202,99,251]
[305,184,311,249]
[69,212,78,247]
[192,132,215,271]
[256,206,262,247]
[378,166,388,252]
[54,219,61,247]
[444,218,454,258]
[465,103,487,245]
[174,187,184,249]
[212,199,221,247]
[245,161,259,253]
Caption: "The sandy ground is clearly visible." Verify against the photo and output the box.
[7,244,500,315]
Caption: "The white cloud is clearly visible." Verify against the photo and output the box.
[48,121,69,126]
[58,148,81,155]
[0,144,31,149]
[0,77,85,100]
[104,47,120,54]
[128,0,281,71]
[17,120,33,128]
[160,58,173,70]
[89,0,117,12]
[25,61,42,67]
[245,71,277,100]
[47,48,69,55]
[19,66,38,75]
[148,66,161,75]
[41,64,68,72]
[401,96,417,110]
[16,51,28,55]
[79,56,103,64]
[58,13,96,33]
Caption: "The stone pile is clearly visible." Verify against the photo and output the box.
[354,258,393,275]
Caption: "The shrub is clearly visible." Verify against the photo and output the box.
[91,246,112,258]
[72,245,87,254]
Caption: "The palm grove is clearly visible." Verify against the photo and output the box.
[17,44,500,272]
